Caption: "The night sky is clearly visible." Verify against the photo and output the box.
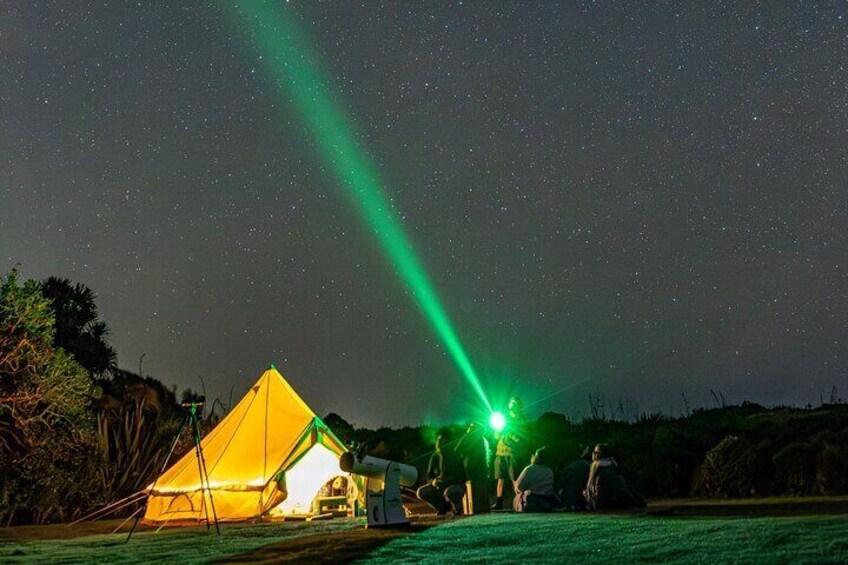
[2,2,846,427]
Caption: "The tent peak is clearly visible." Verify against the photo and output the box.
[269,363,276,370]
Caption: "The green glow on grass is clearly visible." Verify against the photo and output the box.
[222,2,491,411]
[489,411,506,432]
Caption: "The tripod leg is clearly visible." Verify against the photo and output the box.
[193,440,212,531]
[194,417,221,539]
[126,414,191,543]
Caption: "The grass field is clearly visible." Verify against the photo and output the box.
[363,513,848,564]
[1,500,847,564]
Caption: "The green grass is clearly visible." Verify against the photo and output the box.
[361,513,848,564]
[0,519,361,564]
[3,512,847,563]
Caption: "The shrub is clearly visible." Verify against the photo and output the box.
[817,442,848,493]
[0,271,101,525]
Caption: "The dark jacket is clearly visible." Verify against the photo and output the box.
[455,428,489,481]
[427,447,465,486]
[556,459,591,508]
[585,460,645,510]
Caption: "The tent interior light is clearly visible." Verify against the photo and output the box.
[272,443,343,515]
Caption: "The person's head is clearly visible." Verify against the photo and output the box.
[508,396,523,414]
[435,429,452,450]
[531,447,546,466]
[592,444,605,461]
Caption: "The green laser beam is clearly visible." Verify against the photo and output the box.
[223,2,491,412]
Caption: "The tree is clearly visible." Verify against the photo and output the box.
[41,277,117,376]
[0,270,102,525]
[323,412,355,443]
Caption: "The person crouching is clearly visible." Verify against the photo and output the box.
[417,429,466,515]
[513,447,559,512]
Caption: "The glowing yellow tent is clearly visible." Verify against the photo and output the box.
[143,366,347,524]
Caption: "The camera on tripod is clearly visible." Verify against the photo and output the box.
[179,396,206,419]
[127,394,219,541]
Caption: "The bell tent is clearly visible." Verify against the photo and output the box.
[143,366,348,524]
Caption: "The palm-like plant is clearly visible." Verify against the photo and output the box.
[41,277,118,376]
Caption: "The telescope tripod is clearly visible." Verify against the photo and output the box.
[126,403,221,542]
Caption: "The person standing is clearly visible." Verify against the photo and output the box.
[455,422,490,514]
[491,396,526,510]
[455,422,489,482]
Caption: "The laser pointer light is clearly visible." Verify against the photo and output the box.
[223,1,492,413]
[489,411,506,432]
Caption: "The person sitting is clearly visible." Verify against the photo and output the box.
[583,444,645,510]
[556,445,592,510]
[417,429,466,515]
[513,447,559,512]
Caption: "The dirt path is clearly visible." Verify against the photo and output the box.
[0,518,159,542]
[215,524,434,564]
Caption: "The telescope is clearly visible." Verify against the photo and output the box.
[339,452,417,528]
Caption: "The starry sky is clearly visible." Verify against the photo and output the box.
[2,2,846,427]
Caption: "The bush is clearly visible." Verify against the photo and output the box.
[0,271,102,525]
[817,442,848,493]
[772,442,817,495]
[692,435,756,497]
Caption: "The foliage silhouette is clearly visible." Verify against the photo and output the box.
[41,277,117,377]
